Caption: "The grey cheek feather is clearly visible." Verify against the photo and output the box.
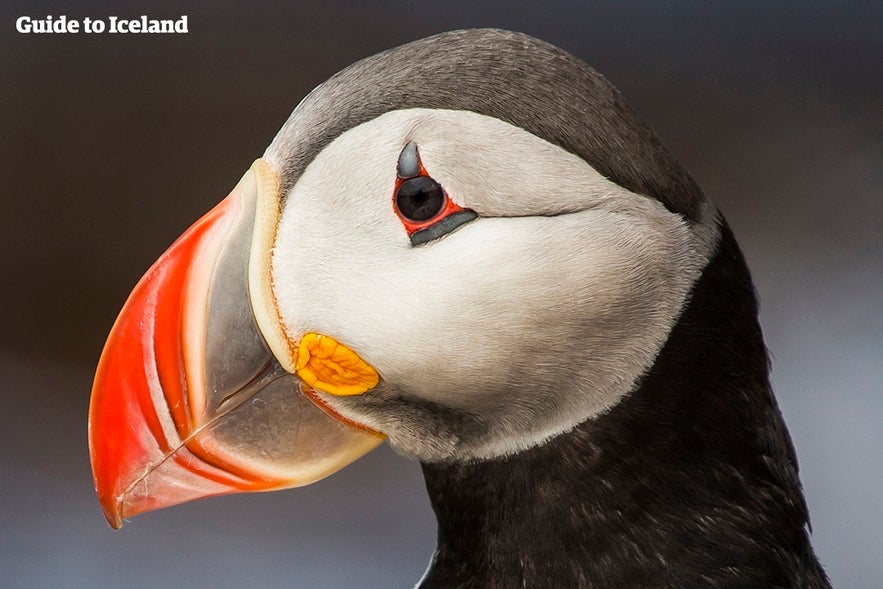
[397,141,420,179]
[317,201,723,463]
[317,383,489,462]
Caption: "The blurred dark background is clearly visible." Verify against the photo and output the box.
[1,1,880,587]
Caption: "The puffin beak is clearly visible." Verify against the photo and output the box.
[89,160,383,529]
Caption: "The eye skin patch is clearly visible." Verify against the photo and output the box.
[397,141,421,179]
[409,210,478,246]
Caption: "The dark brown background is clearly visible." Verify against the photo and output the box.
[2,1,880,587]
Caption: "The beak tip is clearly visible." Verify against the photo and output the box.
[103,508,124,530]
[96,487,124,529]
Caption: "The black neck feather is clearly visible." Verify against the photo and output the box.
[419,223,830,589]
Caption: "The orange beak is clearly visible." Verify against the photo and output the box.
[88,162,382,529]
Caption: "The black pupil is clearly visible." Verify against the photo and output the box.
[395,176,445,222]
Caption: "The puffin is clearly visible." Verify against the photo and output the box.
[89,29,831,588]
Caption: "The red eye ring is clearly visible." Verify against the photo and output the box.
[393,174,469,236]
[392,142,477,246]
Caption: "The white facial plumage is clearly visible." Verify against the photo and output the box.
[267,108,719,461]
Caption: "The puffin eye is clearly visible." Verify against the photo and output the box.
[395,176,445,222]
[393,142,478,246]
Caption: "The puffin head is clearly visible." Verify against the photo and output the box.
[89,29,720,527]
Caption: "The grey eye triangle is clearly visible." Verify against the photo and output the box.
[397,141,420,179]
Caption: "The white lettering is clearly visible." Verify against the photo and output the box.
[16,14,189,35]
[62,17,79,33]
[15,15,80,33]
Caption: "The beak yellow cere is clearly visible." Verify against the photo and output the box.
[296,333,380,396]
